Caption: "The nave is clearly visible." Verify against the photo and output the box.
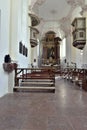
[0,77,87,130]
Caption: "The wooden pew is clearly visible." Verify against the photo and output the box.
[62,68,87,90]
[82,70,87,91]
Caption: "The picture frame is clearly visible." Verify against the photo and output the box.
[23,45,25,55]
[19,41,23,54]
[25,48,28,57]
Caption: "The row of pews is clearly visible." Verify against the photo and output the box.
[62,68,87,91]
[14,68,55,92]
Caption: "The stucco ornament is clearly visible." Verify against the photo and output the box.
[59,17,72,37]
[66,0,87,15]
[66,0,85,7]
[59,0,86,36]
[29,0,46,11]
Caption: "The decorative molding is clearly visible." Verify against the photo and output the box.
[30,39,38,47]
[29,13,40,26]
[66,0,87,15]
[59,0,86,36]
[59,17,70,23]
[29,0,37,11]
[59,16,72,37]
[29,0,46,11]
[29,0,87,38]
[80,5,87,15]
[29,26,39,34]
[66,0,85,7]
[36,0,46,5]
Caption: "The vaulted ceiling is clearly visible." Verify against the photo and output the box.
[29,0,87,39]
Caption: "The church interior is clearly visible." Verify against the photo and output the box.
[1,0,87,129]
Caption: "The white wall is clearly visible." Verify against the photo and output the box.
[0,0,31,97]
[28,12,31,67]
[0,0,11,97]
[0,10,1,41]
[31,46,38,67]
[66,35,72,65]
[60,38,66,59]
[8,0,31,93]
[10,0,30,68]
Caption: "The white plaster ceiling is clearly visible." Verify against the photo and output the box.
[38,0,71,21]
[37,0,71,38]
[30,0,86,39]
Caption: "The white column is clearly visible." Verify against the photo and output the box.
[66,35,72,65]
[9,0,19,59]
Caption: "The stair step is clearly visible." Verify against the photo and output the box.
[14,86,55,92]
[21,82,54,85]
[22,79,53,82]
[14,86,55,89]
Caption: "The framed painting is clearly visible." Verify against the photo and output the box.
[23,45,25,55]
[25,48,28,57]
[19,41,23,54]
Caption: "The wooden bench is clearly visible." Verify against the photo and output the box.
[62,68,87,90]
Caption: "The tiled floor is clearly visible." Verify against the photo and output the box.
[0,77,87,130]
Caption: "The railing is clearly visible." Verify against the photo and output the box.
[15,68,55,86]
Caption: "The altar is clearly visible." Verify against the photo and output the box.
[41,31,61,66]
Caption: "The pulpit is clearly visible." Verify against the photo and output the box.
[71,17,86,50]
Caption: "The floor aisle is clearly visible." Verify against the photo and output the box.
[0,78,87,130]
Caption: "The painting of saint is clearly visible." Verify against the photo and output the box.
[47,47,55,59]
